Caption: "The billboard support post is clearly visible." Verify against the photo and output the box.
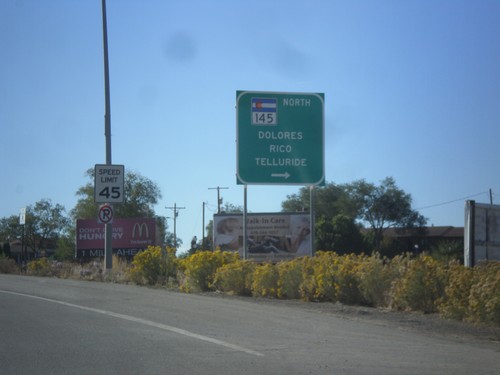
[465,200,476,267]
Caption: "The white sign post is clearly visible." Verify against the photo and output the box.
[19,207,26,264]
[94,164,123,270]
[19,207,26,225]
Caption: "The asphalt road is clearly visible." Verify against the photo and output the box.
[0,274,498,375]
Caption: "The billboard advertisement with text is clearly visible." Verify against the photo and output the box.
[213,212,312,261]
[76,218,156,258]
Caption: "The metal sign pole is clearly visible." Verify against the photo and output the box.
[102,0,113,270]
[21,223,25,269]
[243,185,247,260]
[310,186,315,256]
[19,208,26,267]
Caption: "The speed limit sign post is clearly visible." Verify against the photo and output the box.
[94,164,125,203]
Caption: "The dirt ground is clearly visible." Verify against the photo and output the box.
[204,292,500,345]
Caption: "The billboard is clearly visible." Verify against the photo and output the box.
[213,212,312,261]
[76,218,156,258]
[464,201,500,266]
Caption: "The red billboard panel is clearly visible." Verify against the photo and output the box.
[76,218,156,258]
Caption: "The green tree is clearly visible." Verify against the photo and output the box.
[2,242,11,258]
[54,234,76,261]
[347,177,426,249]
[1,200,70,258]
[28,199,70,256]
[0,216,23,243]
[281,183,362,254]
[72,168,162,219]
[281,182,357,219]
[430,240,464,263]
[316,214,366,254]
[220,202,243,214]
[164,232,183,249]
[281,178,425,255]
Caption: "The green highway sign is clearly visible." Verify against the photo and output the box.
[236,91,324,185]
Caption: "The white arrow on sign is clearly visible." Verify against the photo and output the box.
[271,172,291,179]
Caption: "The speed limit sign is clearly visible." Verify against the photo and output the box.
[94,164,125,203]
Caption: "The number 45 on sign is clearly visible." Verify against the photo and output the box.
[94,164,125,203]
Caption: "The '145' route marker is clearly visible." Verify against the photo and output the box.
[236,91,324,185]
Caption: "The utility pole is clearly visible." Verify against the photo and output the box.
[102,0,113,270]
[208,186,229,214]
[202,202,206,250]
[166,203,185,249]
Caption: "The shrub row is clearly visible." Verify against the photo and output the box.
[438,262,499,325]
[174,250,498,326]
[0,254,19,274]
[18,255,130,282]
[6,247,499,326]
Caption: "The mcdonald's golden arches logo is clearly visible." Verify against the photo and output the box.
[132,222,149,238]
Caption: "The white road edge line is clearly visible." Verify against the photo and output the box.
[0,290,264,357]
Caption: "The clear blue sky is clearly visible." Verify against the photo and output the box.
[1,0,499,254]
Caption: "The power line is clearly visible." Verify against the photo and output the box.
[205,203,218,213]
[416,191,489,211]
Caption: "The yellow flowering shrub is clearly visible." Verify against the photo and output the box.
[390,255,448,313]
[27,257,52,276]
[277,258,304,299]
[357,253,396,307]
[129,246,177,286]
[252,263,279,298]
[334,253,367,305]
[179,250,239,292]
[297,256,319,301]
[298,252,376,304]
[0,255,19,274]
[438,262,474,321]
[12,244,500,326]
[467,262,500,325]
[300,252,339,302]
[212,259,256,296]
